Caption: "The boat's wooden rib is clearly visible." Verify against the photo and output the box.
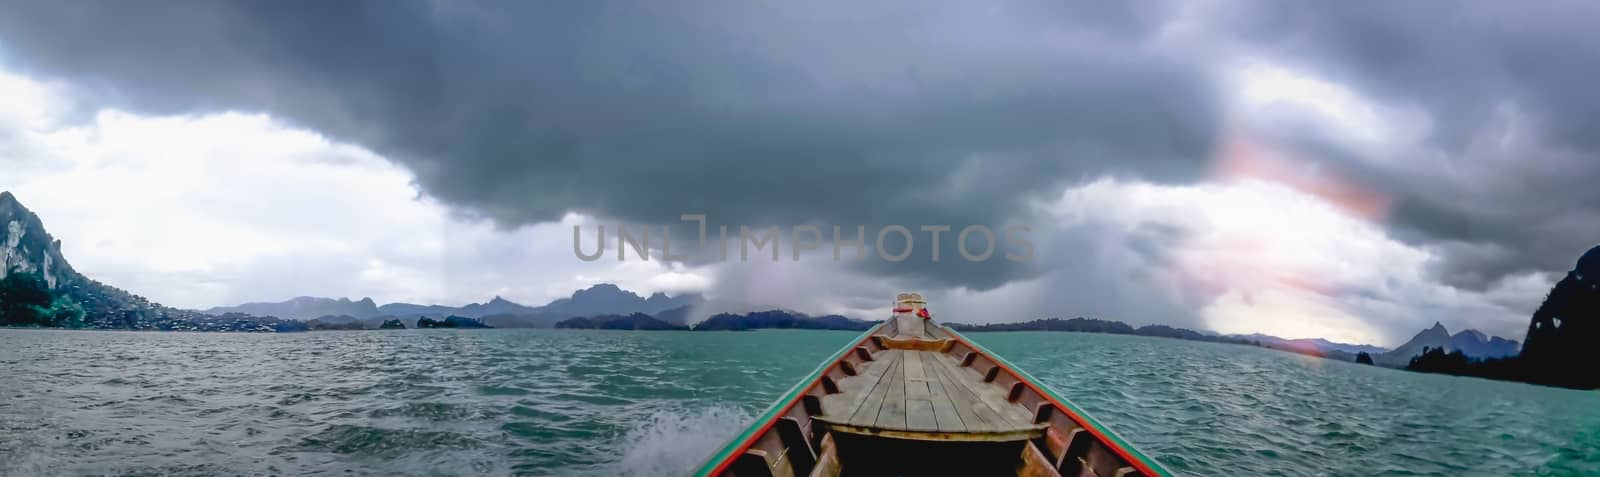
[694,293,1172,477]
[809,433,841,477]
[1019,440,1061,477]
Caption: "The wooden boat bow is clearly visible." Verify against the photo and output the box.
[695,293,1172,477]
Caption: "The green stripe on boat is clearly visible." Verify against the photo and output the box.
[691,325,882,476]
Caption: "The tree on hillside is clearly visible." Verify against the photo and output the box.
[0,271,53,326]
[40,295,87,328]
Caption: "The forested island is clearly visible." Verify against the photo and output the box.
[693,310,875,331]
[556,313,688,330]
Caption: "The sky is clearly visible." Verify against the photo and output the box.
[0,1,1596,346]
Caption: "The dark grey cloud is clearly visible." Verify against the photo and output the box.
[1209,0,1600,288]
[0,0,1220,290]
[1,0,1597,299]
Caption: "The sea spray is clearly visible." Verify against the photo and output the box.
[608,406,754,477]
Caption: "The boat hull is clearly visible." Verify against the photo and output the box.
[694,310,1171,477]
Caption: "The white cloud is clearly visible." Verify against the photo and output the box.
[1229,60,1432,155]
[0,69,708,309]
[1035,177,1533,346]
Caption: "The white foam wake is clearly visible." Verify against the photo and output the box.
[609,406,755,477]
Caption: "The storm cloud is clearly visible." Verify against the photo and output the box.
[1204,0,1600,288]
[0,0,1597,343]
[0,0,1225,289]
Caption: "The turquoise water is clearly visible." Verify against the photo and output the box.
[1,329,1596,476]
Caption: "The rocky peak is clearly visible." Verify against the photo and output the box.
[563,284,641,308]
[0,192,204,330]
[1448,328,1519,359]
[1452,329,1487,343]
[1415,321,1453,343]
[0,191,77,288]
[574,283,629,298]
[1375,320,1456,367]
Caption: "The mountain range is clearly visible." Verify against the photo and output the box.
[947,319,1383,361]
[0,190,1530,363]
[1375,322,1520,367]
[946,317,1520,368]
[205,296,382,321]
[202,283,704,328]
[1230,334,1389,356]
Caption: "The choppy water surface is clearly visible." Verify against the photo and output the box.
[1,329,1596,476]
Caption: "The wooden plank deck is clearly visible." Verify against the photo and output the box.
[818,342,1038,435]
